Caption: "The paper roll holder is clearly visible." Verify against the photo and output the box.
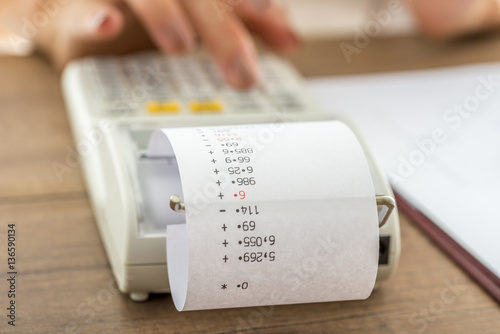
[169,194,395,228]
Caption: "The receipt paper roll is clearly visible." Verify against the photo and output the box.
[147,121,379,311]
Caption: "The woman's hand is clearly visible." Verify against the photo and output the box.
[409,0,500,38]
[31,0,299,89]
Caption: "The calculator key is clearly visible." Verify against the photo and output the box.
[270,94,304,111]
[146,101,181,114]
[222,90,267,113]
[189,100,224,113]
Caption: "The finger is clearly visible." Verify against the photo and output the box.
[182,0,259,89]
[34,0,125,68]
[125,0,195,54]
[237,0,300,53]
[410,0,500,38]
[37,0,124,43]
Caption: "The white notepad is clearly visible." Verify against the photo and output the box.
[307,64,500,293]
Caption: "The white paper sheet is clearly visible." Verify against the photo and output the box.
[307,64,500,278]
[148,121,379,311]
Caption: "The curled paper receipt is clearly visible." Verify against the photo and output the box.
[147,121,379,311]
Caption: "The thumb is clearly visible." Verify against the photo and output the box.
[34,0,125,69]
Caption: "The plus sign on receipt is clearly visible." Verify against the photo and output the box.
[147,121,379,311]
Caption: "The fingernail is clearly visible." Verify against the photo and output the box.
[249,0,273,11]
[164,21,194,54]
[87,9,109,32]
[225,57,258,89]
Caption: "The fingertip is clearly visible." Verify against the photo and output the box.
[223,55,260,89]
[220,33,261,89]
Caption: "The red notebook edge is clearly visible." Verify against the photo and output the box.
[394,192,500,304]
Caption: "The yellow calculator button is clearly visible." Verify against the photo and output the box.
[146,101,181,114]
[189,100,224,113]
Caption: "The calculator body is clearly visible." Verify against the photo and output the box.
[62,52,400,302]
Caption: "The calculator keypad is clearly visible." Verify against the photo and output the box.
[82,52,309,117]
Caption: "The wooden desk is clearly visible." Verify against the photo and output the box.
[1,34,500,333]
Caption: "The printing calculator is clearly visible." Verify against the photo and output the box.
[62,51,401,302]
